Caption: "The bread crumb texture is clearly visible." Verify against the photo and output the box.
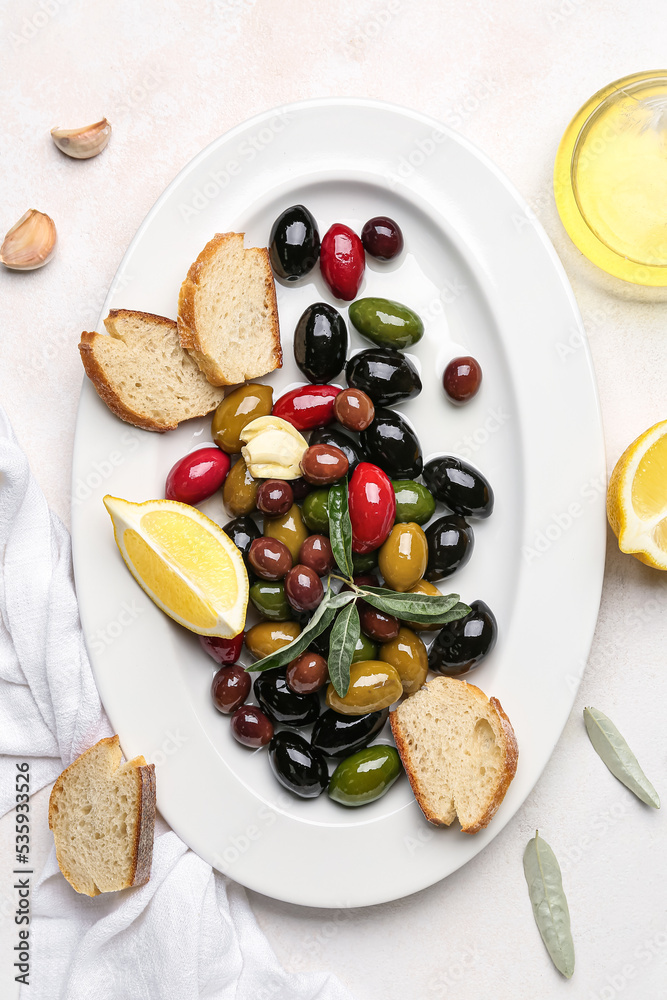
[49,736,156,896]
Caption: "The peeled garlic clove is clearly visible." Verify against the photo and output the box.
[0,210,56,270]
[50,118,111,159]
[240,416,308,479]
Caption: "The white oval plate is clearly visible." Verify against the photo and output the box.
[72,99,606,908]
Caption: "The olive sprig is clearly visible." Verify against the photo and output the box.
[247,477,470,696]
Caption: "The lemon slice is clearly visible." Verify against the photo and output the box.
[104,496,248,636]
[607,419,667,570]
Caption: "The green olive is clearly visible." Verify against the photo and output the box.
[211,384,273,454]
[405,579,442,630]
[328,745,402,807]
[301,489,330,534]
[348,298,424,350]
[223,457,258,516]
[245,621,301,659]
[379,627,428,693]
[326,660,402,715]
[378,522,428,592]
[352,550,378,573]
[352,632,377,663]
[264,504,309,562]
[392,480,436,525]
[249,581,292,622]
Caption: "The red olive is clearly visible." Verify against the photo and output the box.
[359,603,400,642]
[199,632,245,665]
[348,462,396,554]
[165,448,230,504]
[231,705,274,747]
[256,479,294,516]
[320,223,366,300]
[333,388,375,431]
[361,217,404,260]
[300,444,349,485]
[299,535,335,575]
[248,538,293,581]
[285,564,325,612]
[286,652,329,693]
[211,665,251,714]
[272,384,341,431]
[443,356,482,403]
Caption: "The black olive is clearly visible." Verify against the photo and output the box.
[311,709,389,757]
[360,408,423,478]
[345,348,422,407]
[428,600,497,675]
[309,427,363,473]
[268,731,329,798]
[424,515,474,580]
[294,302,348,383]
[269,204,320,281]
[253,670,320,727]
[423,457,494,518]
[222,516,261,573]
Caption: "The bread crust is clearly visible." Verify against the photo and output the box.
[177,232,282,385]
[390,678,519,835]
[49,735,156,895]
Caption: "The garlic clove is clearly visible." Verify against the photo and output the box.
[50,118,111,159]
[0,210,57,271]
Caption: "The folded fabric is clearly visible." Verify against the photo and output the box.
[0,407,354,1000]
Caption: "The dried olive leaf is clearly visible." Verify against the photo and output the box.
[584,706,660,808]
[523,831,575,979]
[357,586,470,624]
[327,479,354,579]
[247,592,336,673]
[328,601,360,698]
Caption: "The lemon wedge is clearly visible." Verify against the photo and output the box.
[104,496,248,636]
[607,419,667,570]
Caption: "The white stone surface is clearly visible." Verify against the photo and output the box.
[1,0,667,996]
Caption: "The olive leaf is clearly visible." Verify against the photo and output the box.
[356,585,471,624]
[327,480,354,579]
[584,706,660,808]
[327,601,360,698]
[247,591,336,674]
[523,831,575,979]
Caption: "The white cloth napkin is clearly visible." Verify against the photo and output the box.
[0,407,354,1000]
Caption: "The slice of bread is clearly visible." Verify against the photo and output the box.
[79,309,225,432]
[390,676,518,834]
[177,232,282,385]
[48,736,156,896]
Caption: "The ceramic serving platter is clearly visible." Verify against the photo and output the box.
[71,99,606,907]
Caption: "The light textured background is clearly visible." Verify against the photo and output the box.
[1,0,667,997]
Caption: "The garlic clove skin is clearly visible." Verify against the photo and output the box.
[0,210,57,271]
[50,118,111,159]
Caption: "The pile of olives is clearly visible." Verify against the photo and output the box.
[165,205,498,807]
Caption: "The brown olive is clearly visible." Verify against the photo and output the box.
[359,602,400,642]
[245,621,301,659]
[248,537,293,581]
[231,705,274,747]
[285,564,324,612]
[212,384,273,453]
[299,535,335,575]
[442,356,482,403]
[264,504,309,562]
[333,388,375,432]
[256,479,294,517]
[290,477,313,502]
[211,664,251,714]
[286,652,329,693]
[300,443,349,485]
[222,457,258,517]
